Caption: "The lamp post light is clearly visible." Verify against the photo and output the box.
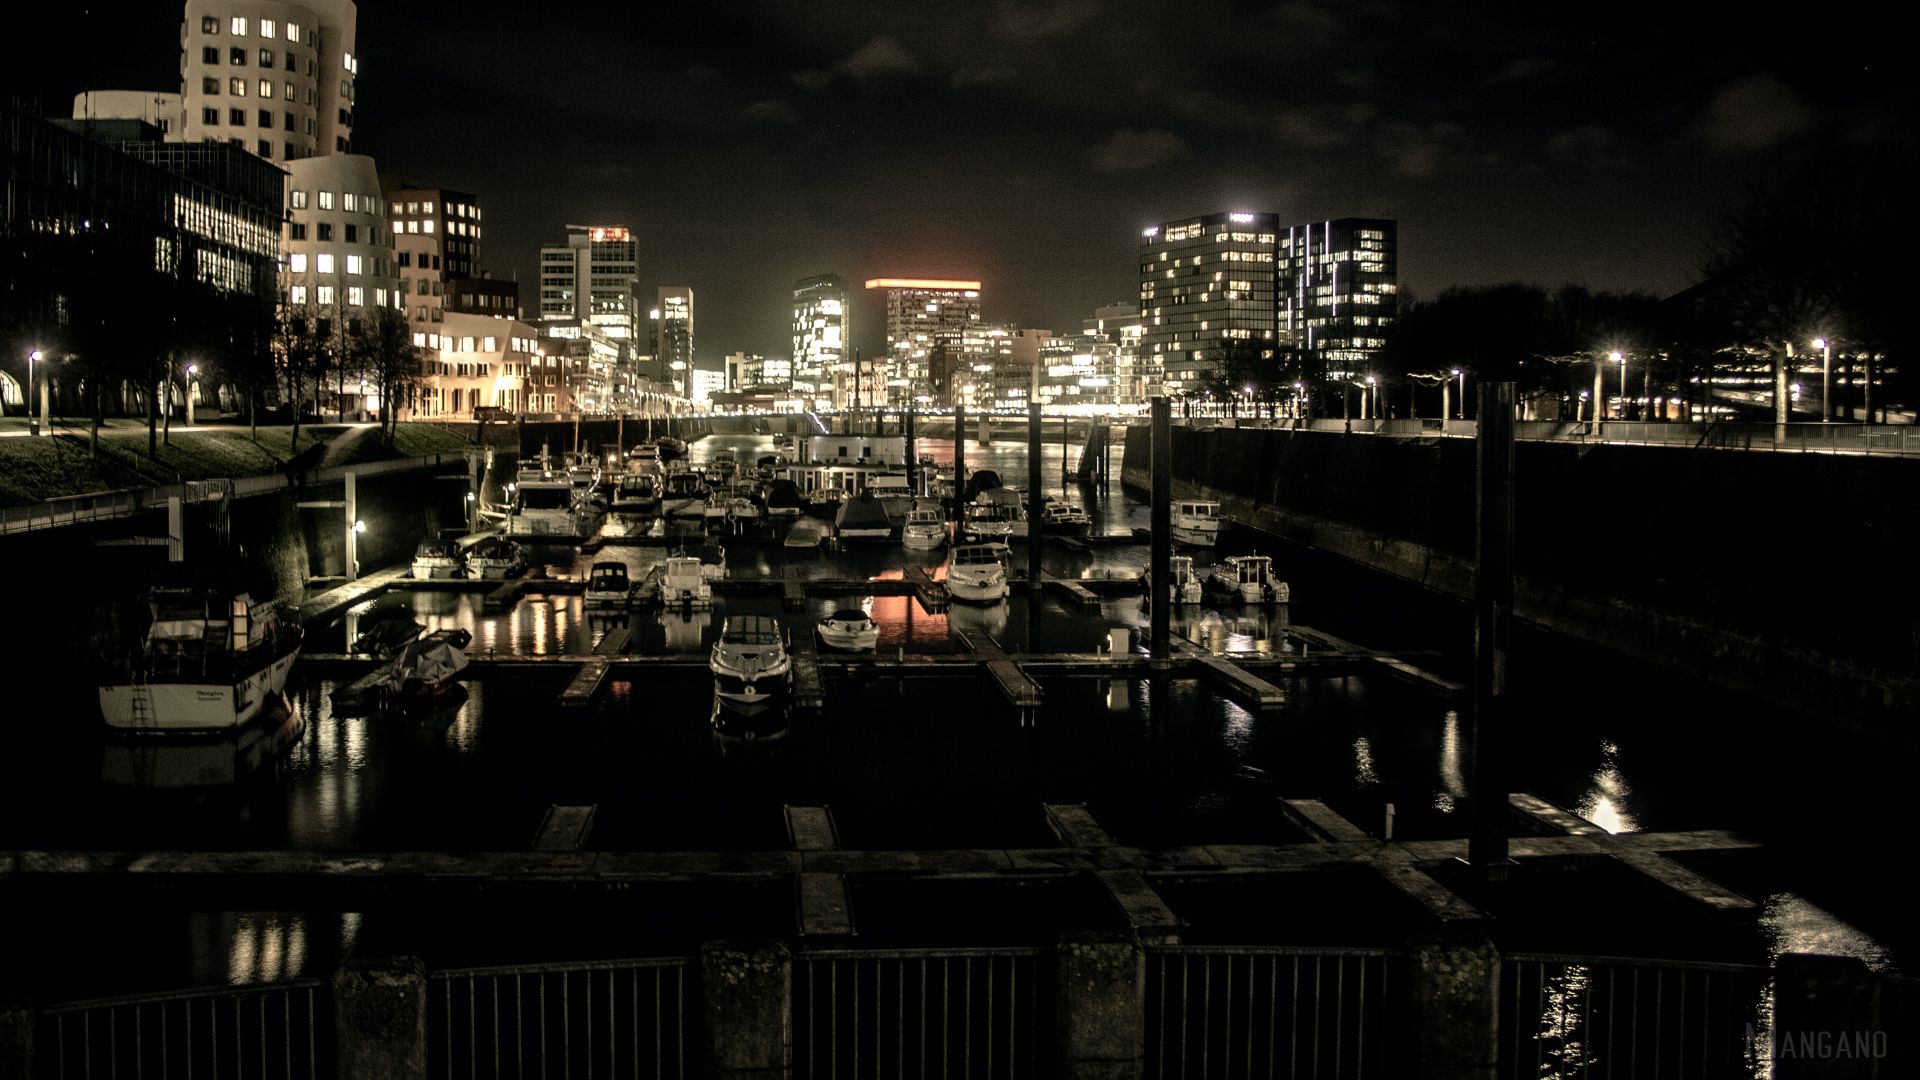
[1366,375,1377,421]
[1813,338,1832,422]
[185,363,198,427]
[1610,352,1626,419]
[27,350,42,435]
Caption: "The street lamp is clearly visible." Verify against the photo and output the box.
[1366,375,1376,420]
[27,350,42,435]
[1610,352,1625,419]
[1813,338,1832,422]
[1451,369,1463,419]
[185,363,198,427]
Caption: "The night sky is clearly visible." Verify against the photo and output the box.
[16,1,1912,362]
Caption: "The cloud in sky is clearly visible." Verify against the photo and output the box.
[1697,73,1816,155]
[1089,128,1189,173]
[837,36,919,81]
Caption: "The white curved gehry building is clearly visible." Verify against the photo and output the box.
[281,154,403,342]
[74,0,358,165]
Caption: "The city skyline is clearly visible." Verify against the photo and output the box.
[13,0,1909,364]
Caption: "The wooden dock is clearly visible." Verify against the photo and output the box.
[790,632,825,711]
[1288,624,1466,702]
[953,631,1043,721]
[296,567,412,626]
[559,659,612,707]
[901,565,950,613]
[1039,571,1102,609]
[531,805,597,852]
[1172,640,1286,709]
[481,581,523,614]
[782,565,807,610]
[592,628,632,657]
[1507,792,1755,914]
[786,806,852,941]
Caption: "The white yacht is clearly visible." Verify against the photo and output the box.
[1207,555,1290,604]
[464,536,525,579]
[411,538,465,579]
[1172,500,1229,546]
[98,564,302,737]
[817,608,880,651]
[611,473,659,514]
[506,475,588,537]
[964,501,1017,544]
[583,561,634,607]
[947,543,1011,602]
[676,542,727,582]
[1142,555,1204,605]
[902,503,948,549]
[651,556,713,608]
[710,615,791,713]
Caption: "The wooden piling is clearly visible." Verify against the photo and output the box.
[1469,381,1516,878]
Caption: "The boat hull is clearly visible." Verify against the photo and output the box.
[99,640,301,735]
[1171,524,1224,546]
[947,579,1009,603]
[818,625,878,651]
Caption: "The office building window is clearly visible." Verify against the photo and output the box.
[284,112,296,130]
[260,19,275,38]
[284,81,295,101]
[317,223,332,242]
[257,109,272,127]
[405,221,417,234]
[315,254,335,274]
[229,77,245,96]
[342,193,356,211]
[202,15,218,33]
[431,308,443,323]
[289,223,306,240]
[397,252,410,267]
[258,79,271,98]
[345,255,362,275]
[422,202,434,214]
[483,337,498,352]
[422,220,434,234]
[318,191,334,210]
[259,49,274,67]
[202,46,219,64]
[231,17,248,35]
[290,190,307,209]
[288,253,307,273]
[287,23,299,41]
[347,287,364,307]
[202,107,219,124]
[230,47,247,65]
[202,77,219,94]
[416,307,428,322]
[417,279,429,296]
[289,285,307,304]
[284,142,299,160]
[228,108,245,125]
[344,224,357,243]
[284,52,295,71]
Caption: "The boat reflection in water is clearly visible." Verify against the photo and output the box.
[710,692,792,757]
[659,605,713,652]
[1172,606,1291,655]
[101,691,305,792]
[944,593,1008,641]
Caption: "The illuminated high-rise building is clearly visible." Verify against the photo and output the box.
[1280,219,1398,376]
[657,286,694,396]
[1137,211,1279,393]
[864,278,982,407]
[538,227,638,340]
[74,0,360,164]
[791,274,847,407]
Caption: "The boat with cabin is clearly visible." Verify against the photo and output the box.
[411,538,465,579]
[650,556,714,607]
[611,472,659,514]
[835,490,895,540]
[1036,496,1091,537]
[1172,500,1229,546]
[946,543,1011,602]
[674,542,727,582]
[710,615,792,714]
[584,561,634,607]
[464,536,526,579]
[816,608,879,651]
[1141,555,1204,605]
[902,502,949,549]
[1207,555,1290,604]
[330,628,473,714]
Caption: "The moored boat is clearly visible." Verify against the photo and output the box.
[464,536,526,579]
[817,608,879,651]
[1206,555,1290,604]
[411,538,465,579]
[1141,555,1203,605]
[835,490,894,540]
[947,543,1011,602]
[710,615,792,713]
[330,628,473,713]
[584,561,634,607]
[902,503,949,549]
[1172,500,1229,546]
[649,556,714,607]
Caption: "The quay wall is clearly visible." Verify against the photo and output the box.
[1121,425,1920,743]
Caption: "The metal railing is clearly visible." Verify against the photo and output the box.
[794,948,1047,1080]
[427,957,697,1080]
[40,977,330,1079]
[1146,946,1401,1079]
[1499,952,1771,1079]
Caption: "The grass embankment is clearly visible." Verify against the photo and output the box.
[0,422,475,507]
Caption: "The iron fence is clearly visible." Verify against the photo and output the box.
[794,948,1047,1080]
[40,977,330,1080]
[1499,953,1771,1079]
[1146,946,1402,1080]
[427,957,697,1080]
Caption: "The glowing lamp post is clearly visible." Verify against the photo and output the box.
[1813,338,1831,422]
[1366,375,1377,421]
[185,364,198,426]
[1610,352,1625,420]
[27,350,42,435]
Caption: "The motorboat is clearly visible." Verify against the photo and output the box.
[465,536,526,579]
[1037,496,1092,537]
[674,542,727,582]
[99,563,302,737]
[902,503,949,549]
[764,479,805,517]
[869,472,915,519]
[816,608,879,651]
[976,487,1028,539]
[1207,555,1290,604]
[784,519,829,548]
[626,443,661,471]
[1172,500,1229,546]
[772,434,798,462]
[99,691,304,791]
[611,472,659,514]
[351,618,427,656]
[963,501,1017,544]
[411,538,465,579]
[947,543,1011,602]
[710,693,791,748]
[963,469,1003,503]
[710,615,791,713]
[330,628,473,713]
[650,556,713,607]
[583,561,634,607]
[663,471,709,518]
[835,490,894,540]
[701,489,733,525]
[506,476,588,537]
[655,436,688,463]
[805,488,845,519]
[1141,555,1203,605]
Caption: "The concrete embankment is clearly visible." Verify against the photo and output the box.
[1121,425,1920,745]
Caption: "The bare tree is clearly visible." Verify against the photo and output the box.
[352,307,423,446]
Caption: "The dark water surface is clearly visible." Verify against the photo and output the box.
[5,431,1909,1000]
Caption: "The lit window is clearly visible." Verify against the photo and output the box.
[290,189,307,209]
[376,288,388,306]
[318,191,334,210]
[483,337,497,351]
[316,285,334,304]
[422,220,434,233]
[202,15,218,33]
[289,253,307,272]
[461,337,477,351]
[417,280,429,295]
[414,333,427,346]
[345,255,362,274]
[231,17,248,35]
[347,287,364,306]
[284,81,294,100]
[315,253,334,273]
[342,193,356,212]
[259,19,276,38]
[406,220,417,234]
[287,23,299,41]
[289,285,306,303]
[423,202,434,213]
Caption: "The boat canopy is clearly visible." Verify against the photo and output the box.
[722,616,782,644]
[415,539,459,559]
[826,609,871,623]
[952,544,1006,565]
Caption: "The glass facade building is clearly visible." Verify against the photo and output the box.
[1138,212,1280,393]
[865,278,982,407]
[790,273,846,406]
[1281,218,1397,377]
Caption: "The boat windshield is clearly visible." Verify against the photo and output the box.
[519,487,571,509]
[722,619,781,645]
[953,547,1002,565]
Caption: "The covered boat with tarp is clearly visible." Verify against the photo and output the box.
[331,628,473,713]
[835,490,894,540]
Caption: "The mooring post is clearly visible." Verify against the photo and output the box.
[1055,931,1145,1079]
[1150,396,1171,662]
[1407,934,1499,1079]
[954,402,966,520]
[1468,382,1514,879]
[344,471,359,583]
[333,956,427,1080]
[1028,400,1044,591]
[702,939,791,1079]
[167,495,184,562]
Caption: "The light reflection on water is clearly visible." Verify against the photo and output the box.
[1575,739,1637,834]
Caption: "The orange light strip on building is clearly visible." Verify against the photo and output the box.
[864,278,982,290]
